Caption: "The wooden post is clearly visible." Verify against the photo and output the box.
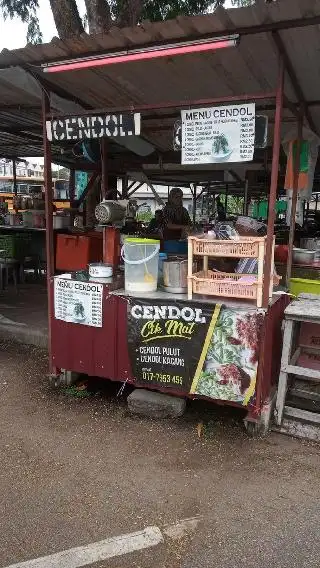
[103,226,120,267]
[188,237,193,300]
[263,57,284,308]
[100,138,108,199]
[122,175,128,198]
[256,240,265,308]
[192,184,197,224]
[275,319,294,425]
[69,168,75,205]
[13,159,17,196]
[42,89,55,374]
[69,168,76,226]
[269,237,275,300]
[285,112,303,288]
[243,179,249,215]
[224,183,228,214]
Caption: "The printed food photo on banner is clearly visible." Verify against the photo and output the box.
[191,308,264,405]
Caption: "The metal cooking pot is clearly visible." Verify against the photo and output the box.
[292,248,316,265]
[300,238,320,259]
[163,258,188,293]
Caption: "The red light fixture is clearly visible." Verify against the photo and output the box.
[43,35,239,73]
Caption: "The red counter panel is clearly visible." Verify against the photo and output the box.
[51,283,117,378]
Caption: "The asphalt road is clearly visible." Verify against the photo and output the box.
[0,341,319,568]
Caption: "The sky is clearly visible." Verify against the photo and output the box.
[0,0,233,50]
[0,0,86,50]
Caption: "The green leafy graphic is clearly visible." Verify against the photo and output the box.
[195,308,263,404]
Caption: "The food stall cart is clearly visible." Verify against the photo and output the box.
[16,1,320,434]
[44,88,291,434]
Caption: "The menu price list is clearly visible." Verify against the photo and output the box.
[181,103,256,164]
[54,278,103,327]
[239,115,255,161]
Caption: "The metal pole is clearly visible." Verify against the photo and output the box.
[211,190,215,220]
[192,184,197,224]
[243,179,249,215]
[262,58,284,308]
[69,168,75,204]
[13,159,17,195]
[285,112,303,288]
[42,89,55,374]
[69,168,76,227]
[101,138,108,199]
[305,199,309,221]
[224,183,228,215]
[128,182,143,197]
[122,175,128,198]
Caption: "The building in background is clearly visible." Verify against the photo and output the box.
[0,158,44,178]
[130,185,194,214]
[0,159,45,195]
[0,160,195,215]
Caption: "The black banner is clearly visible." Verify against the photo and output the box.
[46,113,140,141]
[127,298,220,394]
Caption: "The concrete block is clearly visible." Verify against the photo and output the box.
[127,388,186,419]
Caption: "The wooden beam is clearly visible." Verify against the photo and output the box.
[272,31,318,133]
[12,159,17,195]
[228,169,242,182]
[75,171,99,206]
[10,14,320,73]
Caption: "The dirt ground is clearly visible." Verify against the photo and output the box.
[0,340,319,568]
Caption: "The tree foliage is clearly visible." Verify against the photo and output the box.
[0,0,42,42]
[0,0,254,44]
[141,0,222,22]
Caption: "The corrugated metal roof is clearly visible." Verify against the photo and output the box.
[0,0,320,170]
[0,67,84,160]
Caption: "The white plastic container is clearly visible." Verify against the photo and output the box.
[121,238,160,293]
[89,263,113,278]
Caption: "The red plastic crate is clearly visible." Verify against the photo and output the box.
[56,233,103,271]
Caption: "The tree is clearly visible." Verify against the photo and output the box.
[0,0,42,42]
[0,0,253,43]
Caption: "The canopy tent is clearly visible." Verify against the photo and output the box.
[0,0,320,185]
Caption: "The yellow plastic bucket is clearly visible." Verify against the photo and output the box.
[289,278,320,297]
